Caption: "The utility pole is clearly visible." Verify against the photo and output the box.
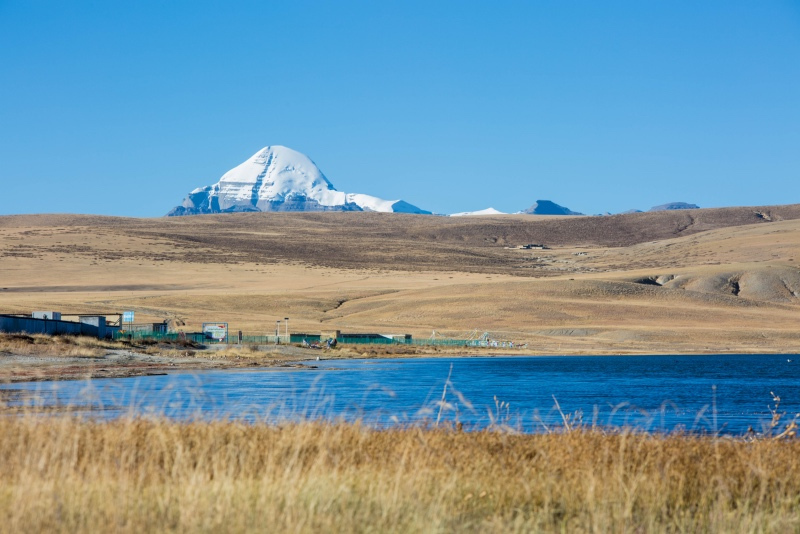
[284,317,289,342]
[275,320,280,344]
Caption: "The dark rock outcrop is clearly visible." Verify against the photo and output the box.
[521,200,583,215]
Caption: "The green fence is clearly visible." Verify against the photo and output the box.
[113,331,288,345]
[113,331,209,343]
[113,330,489,347]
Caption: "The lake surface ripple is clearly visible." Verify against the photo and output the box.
[3,354,800,435]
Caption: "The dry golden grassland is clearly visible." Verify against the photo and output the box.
[0,332,116,357]
[0,416,799,533]
[1,207,799,354]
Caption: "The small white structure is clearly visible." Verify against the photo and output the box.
[33,311,61,320]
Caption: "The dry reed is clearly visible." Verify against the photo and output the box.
[0,415,798,533]
[0,333,118,357]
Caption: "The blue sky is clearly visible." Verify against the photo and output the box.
[1,1,798,216]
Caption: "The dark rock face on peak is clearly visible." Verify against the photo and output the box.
[521,200,582,215]
[649,202,699,212]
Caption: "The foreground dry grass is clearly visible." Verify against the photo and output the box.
[0,417,799,533]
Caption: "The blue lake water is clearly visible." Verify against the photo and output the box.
[3,354,800,435]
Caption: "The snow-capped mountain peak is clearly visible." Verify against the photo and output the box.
[168,146,430,216]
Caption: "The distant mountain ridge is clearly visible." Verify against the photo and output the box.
[167,146,706,217]
[168,146,430,216]
[649,202,700,212]
[520,200,583,215]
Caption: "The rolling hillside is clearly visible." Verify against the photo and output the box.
[1,204,799,354]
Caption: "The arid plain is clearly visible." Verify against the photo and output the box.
[1,204,799,355]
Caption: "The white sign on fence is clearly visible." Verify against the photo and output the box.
[122,311,135,323]
[202,322,228,341]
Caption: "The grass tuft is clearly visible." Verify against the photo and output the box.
[0,415,798,532]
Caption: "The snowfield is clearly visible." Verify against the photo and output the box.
[169,146,431,216]
[449,207,507,217]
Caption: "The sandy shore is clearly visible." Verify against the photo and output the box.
[0,345,327,383]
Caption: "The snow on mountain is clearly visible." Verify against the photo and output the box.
[449,207,506,217]
[168,146,430,216]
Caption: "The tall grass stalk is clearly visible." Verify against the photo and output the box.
[0,415,799,533]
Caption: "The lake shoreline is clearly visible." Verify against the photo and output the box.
[0,346,315,384]
[1,342,798,384]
